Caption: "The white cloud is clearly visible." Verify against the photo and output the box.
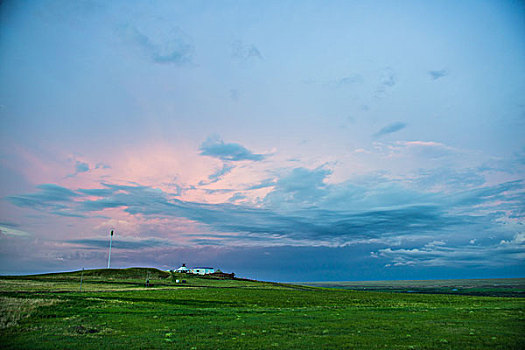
[376,234,525,268]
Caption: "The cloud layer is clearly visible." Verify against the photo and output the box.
[6,165,524,270]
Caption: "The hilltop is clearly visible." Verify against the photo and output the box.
[29,267,171,279]
[0,267,310,293]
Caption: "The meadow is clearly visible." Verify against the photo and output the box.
[1,268,524,349]
[301,278,525,298]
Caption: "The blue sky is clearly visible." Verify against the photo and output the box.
[0,0,524,281]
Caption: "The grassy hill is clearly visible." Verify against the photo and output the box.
[1,268,524,349]
[47,267,171,279]
[0,267,305,292]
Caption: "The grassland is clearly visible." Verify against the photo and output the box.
[301,278,525,298]
[1,268,524,349]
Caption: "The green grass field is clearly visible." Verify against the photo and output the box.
[1,268,524,349]
[301,278,525,298]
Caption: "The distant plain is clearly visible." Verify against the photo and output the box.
[300,278,525,298]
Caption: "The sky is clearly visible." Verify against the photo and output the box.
[0,0,524,281]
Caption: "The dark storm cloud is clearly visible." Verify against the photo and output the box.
[451,180,524,208]
[195,205,459,244]
[7,184,79,209]
[199,135,265,161]
[6,184,86,218]
[6,179,455,244]
[77,188,116,197]
[6,173,524,259]
[30,184,79,201]
[79,198,128,211]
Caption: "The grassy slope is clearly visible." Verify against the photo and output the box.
[1,268,524,349]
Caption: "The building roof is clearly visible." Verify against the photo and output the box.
[193,267,214,269]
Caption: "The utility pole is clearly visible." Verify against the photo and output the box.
[107,230,114,268]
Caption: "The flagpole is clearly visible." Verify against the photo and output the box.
[80,268,84,292]
[107,230,113,268]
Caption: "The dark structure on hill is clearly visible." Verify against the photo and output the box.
[207,271,235,279]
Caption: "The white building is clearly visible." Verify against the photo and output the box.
[191,267,215,275]
[174,263,189,273]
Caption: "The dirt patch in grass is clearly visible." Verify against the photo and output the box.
[0,297,58,329]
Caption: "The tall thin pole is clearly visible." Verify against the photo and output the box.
[107,230,113,268]
[80,268,84,292]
